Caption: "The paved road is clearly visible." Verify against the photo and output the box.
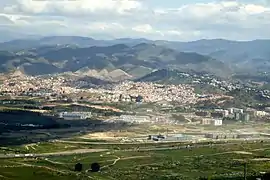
[122,142,236,152]
[119,138,270,152]
[0,149,108,159]
[53,139,195,145]
[55,138,269,145]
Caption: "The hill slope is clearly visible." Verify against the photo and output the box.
[0,43,230,78]
[156,39,270,73]
[136,69,197,84]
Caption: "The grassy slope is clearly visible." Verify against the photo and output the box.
[1,142,270,179]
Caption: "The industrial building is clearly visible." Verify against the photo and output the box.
[212,119,222,126]
[205,132,260,139]
[200,119,212,125]
[243,113,250,121]
[234,112,251,121]
[214,109,229,117]
[228,108,244,114]
[59,112,92,120]
[200,119,222,126]
[166,134,194,141]
[118,115,151,124]
[148,134,194,142]
[255,111,268,117]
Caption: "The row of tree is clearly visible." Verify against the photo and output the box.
[75,162,100,172]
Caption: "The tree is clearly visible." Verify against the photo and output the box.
[74,163,83,172]
[262,172,270,180]
[91,163,100,172]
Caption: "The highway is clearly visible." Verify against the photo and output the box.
[53,139,196,145]
[54,137,269,145]
[122,141,239,152]
[0,148,108,159]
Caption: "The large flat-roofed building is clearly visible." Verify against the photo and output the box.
[212,119,223,126]
[205,133,237,139]
[200,119,222,126]
[255,111,268,117]
[119,115,151,124]
[59,112,92,120]
[200,119,212,125]
[228,108,243,114]
[149,134,194,142]
[214,109,229,117]
[205,132,259,139]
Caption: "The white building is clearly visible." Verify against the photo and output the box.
[214,109,229,117]
[119,115,151,124]
[201,119,212,125]
[255,111,268,117]
[59,112,92,120]
[224,110,229,117]
[228,108,243,114]
[212,119,223,126]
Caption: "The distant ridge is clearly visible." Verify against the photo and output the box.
[0,42,230,78]
[0,36,269,78]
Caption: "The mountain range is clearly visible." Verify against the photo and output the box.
[0,42,231,79]
[0,36,269,81]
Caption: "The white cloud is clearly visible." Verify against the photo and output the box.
[87,22,125,32]
[132,24,153,33]
[0,15,14,25]
[244,4,268,14]
[4,0,142,16]
[0,0,269,41]
[166,30,182,36]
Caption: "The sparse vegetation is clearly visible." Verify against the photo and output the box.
[1,142,270,179]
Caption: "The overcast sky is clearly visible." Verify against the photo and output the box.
[0,0,269,41]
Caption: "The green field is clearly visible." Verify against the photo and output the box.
[1,142,270,180]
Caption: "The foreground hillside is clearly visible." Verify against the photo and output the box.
[1,141,270,180]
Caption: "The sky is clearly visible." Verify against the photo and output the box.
[0,0,269,41]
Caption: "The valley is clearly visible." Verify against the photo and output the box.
[0,36,270,180]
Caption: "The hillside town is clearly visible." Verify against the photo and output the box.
[1,71,269,127]
[0,72,233,104]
